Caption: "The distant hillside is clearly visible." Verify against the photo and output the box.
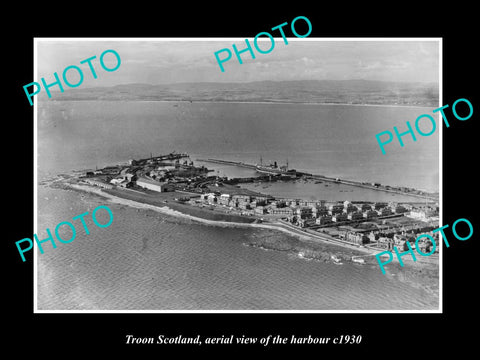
[41,80,439,106]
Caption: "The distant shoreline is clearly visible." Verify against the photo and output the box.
[43,98,435,109]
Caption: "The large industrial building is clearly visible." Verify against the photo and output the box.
[136,177,173,192]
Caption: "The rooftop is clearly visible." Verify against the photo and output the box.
[137,177,168,186]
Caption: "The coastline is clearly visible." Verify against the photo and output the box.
[59,182,438,268]
[62,182,373,254]
[40,180,440,302]
[46,98,435,109]
[38,181,440,308]
[66,182,332,237]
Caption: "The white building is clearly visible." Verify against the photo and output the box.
[218,194,231,205]
[408,209,427,220]
[136,177,173,192]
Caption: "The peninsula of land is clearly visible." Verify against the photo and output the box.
[43,152,440,271]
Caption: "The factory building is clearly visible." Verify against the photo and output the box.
[136,177,173,192]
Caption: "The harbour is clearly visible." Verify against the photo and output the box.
[46,145,439,268]
[37,99,440,310]
[198,158,438,201]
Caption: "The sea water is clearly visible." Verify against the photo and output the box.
[36,100,439,310]
[38,100,439,192]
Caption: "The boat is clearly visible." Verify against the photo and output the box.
[255,158,297,177]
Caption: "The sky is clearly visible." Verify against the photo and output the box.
[36,39,440,87]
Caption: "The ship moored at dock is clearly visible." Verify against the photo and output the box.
[255,158,297,177]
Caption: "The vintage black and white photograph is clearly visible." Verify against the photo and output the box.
[35,38,441,311]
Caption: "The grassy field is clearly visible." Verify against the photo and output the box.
[102,188,257,224]
[205,183,268,197]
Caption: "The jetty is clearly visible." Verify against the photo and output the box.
[197,158,438,201]
[197,158,257,170]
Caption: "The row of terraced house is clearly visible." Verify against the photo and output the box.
[289,200,410,228]
[342,223,440,251]
[198,193,413,221]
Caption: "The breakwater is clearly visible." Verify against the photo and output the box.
[197,158,257,170]
[198,158,437,201]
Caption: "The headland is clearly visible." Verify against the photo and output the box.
[43,151,439,269]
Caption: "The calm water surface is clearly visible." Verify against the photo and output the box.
[37,101,439,310]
